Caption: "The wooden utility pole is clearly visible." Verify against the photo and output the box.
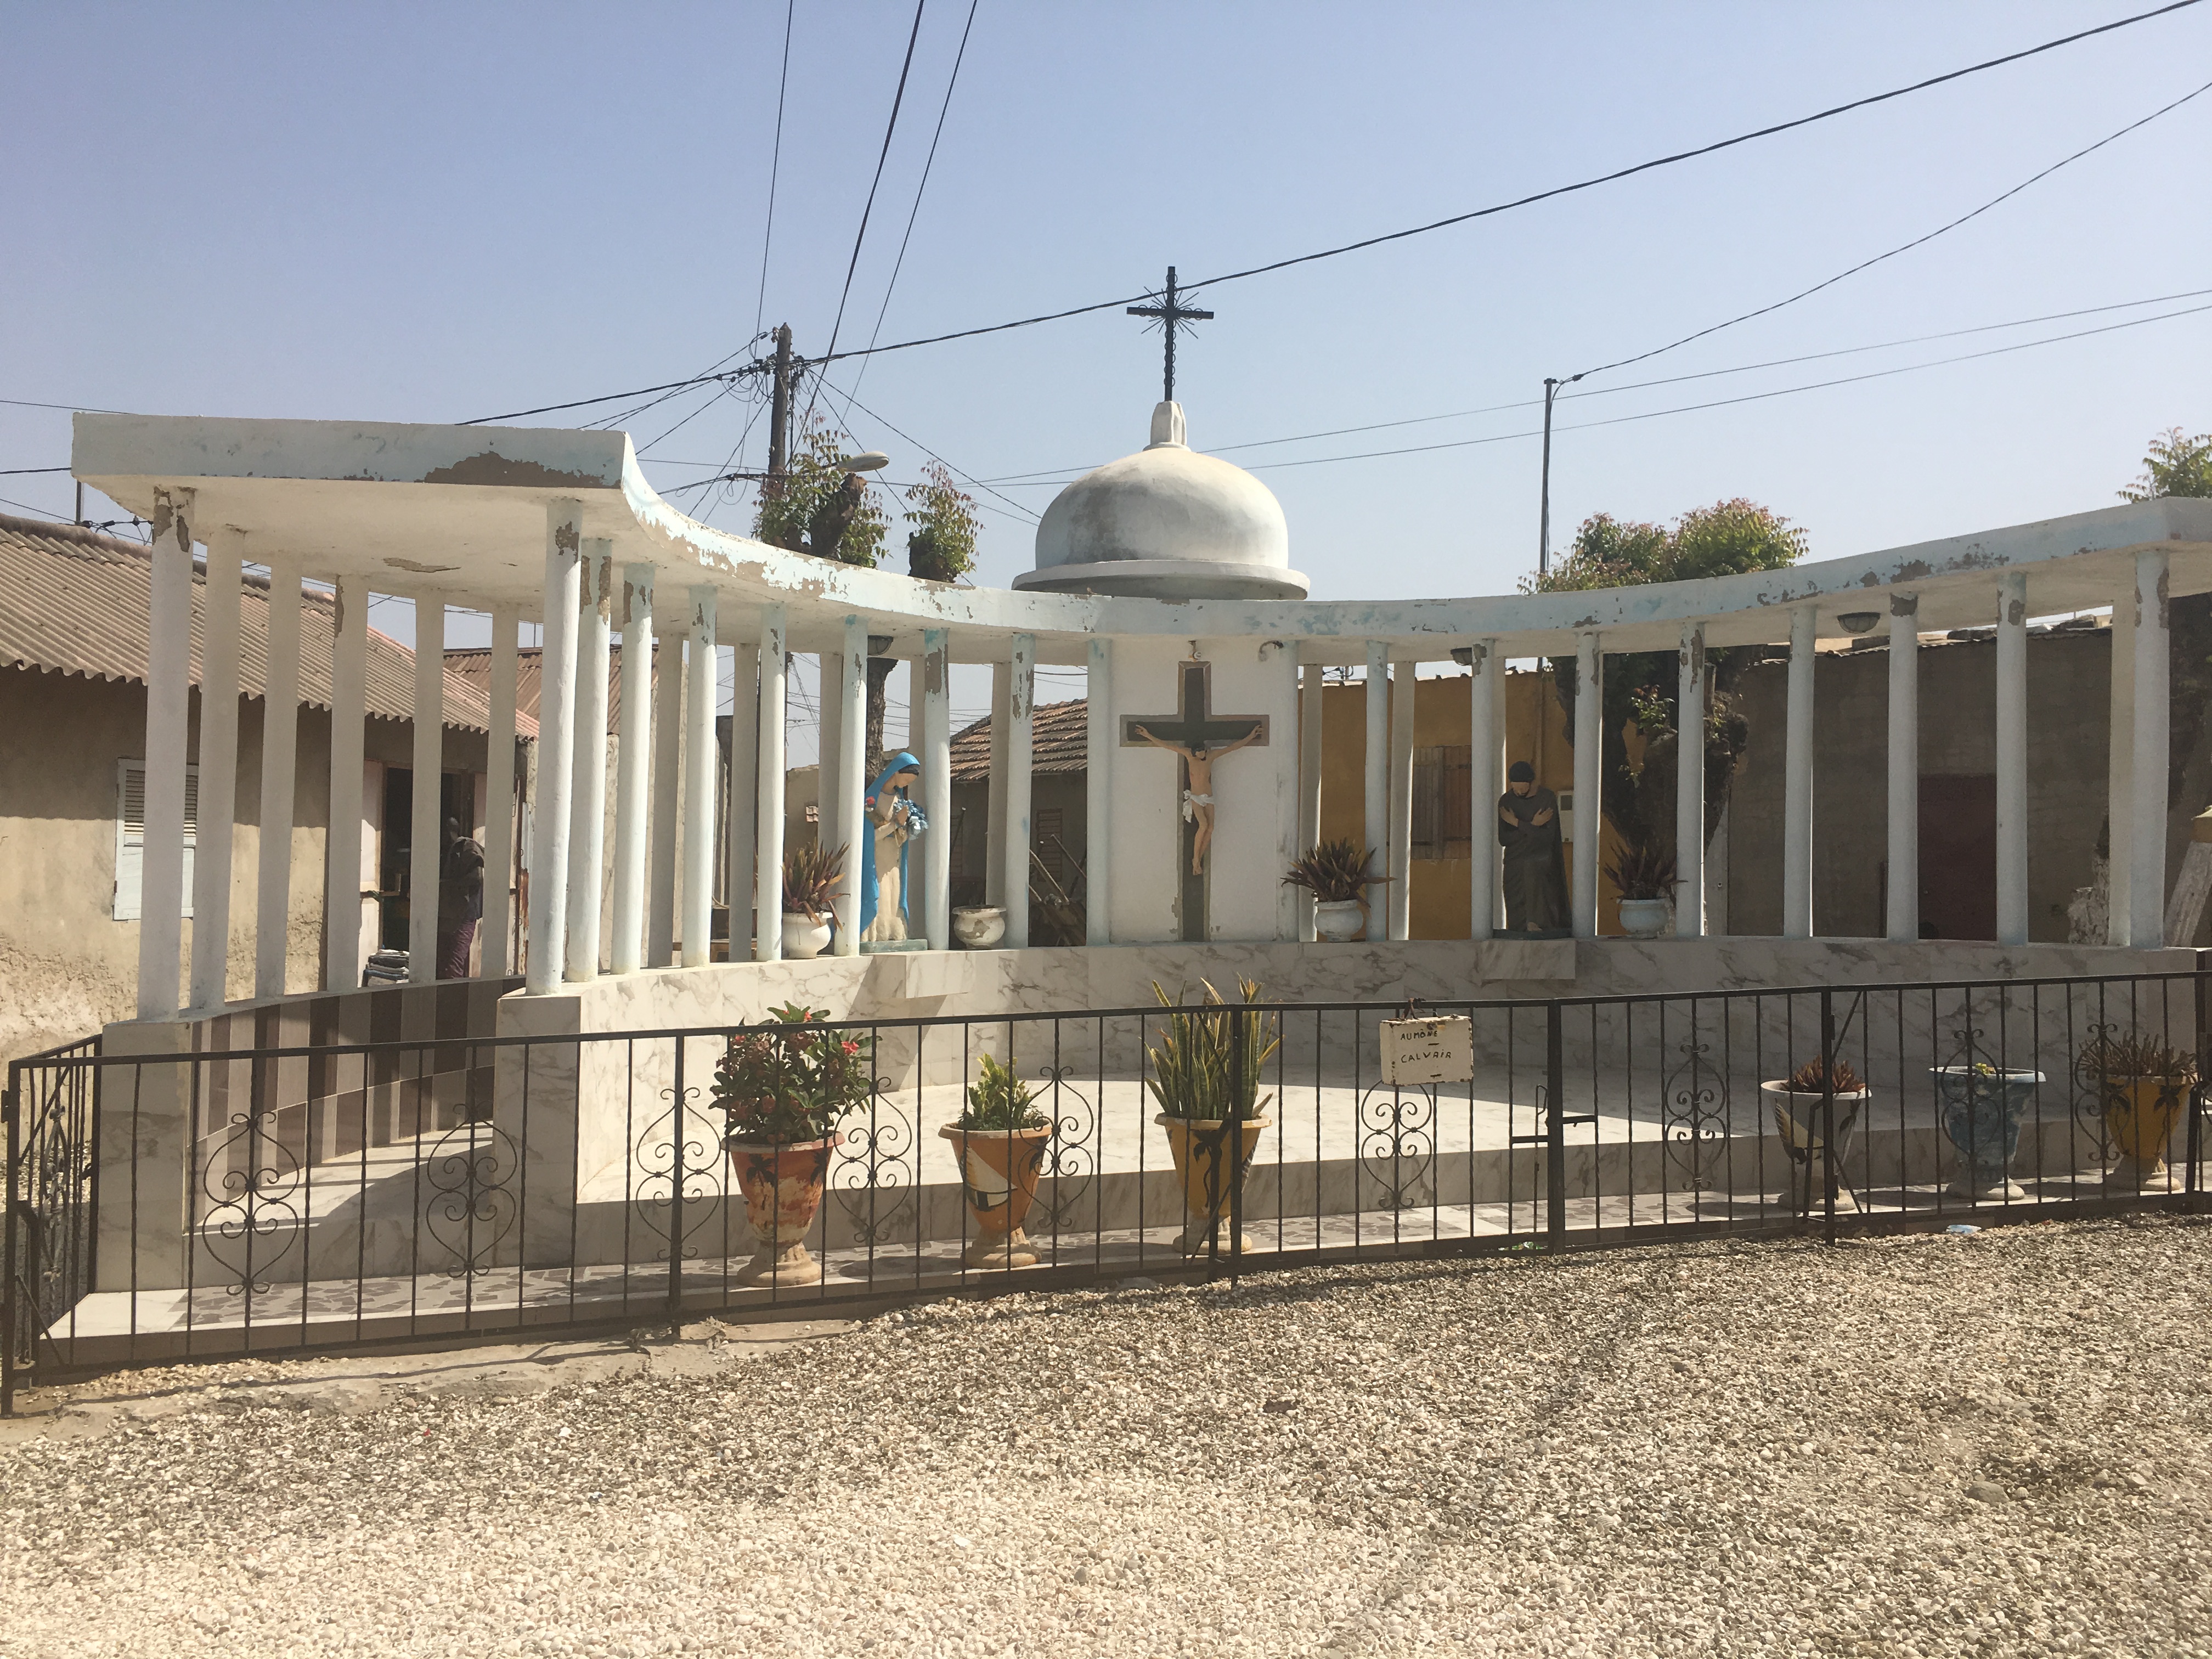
[767,323,794,484]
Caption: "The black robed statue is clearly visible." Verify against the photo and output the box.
[1498,761,1570,935]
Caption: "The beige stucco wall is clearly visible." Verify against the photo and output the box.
[0,667,497,1062]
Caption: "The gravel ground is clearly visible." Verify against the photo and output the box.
[3,1214,2209,1658]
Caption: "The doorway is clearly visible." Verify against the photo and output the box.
[376,769,473,952]
[1918,773,1997,941]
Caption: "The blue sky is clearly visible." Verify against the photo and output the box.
[6,2,2209,744]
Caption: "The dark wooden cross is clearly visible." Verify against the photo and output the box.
[1122,660,1267,941]
[1126,266,1213,404]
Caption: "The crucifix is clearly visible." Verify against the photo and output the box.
[1126,266,1214,404]
[1123,660,1268,941]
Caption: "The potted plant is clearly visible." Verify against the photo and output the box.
[1760,1054,1870,1212]
[2075,1027,2196,1189]
[950,906,1006,949]
[904,463,978,584]
[1145,979,1280,1255]
[1931,1058,2042,1201]
[781,843,844,960]
[1604,840,1677,939]
[710,1002,873,1285]
[938,1053,1054,1268]
[1282,838,1381,942]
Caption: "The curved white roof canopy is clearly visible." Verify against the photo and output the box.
[1015,402,1307,601]
[72,411,2212,665]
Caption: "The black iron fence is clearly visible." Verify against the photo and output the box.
[6,970,2207,1409]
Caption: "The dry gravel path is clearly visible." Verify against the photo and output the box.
[3,1214,2209,1657]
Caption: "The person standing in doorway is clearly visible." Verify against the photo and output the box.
[437,816,486,979]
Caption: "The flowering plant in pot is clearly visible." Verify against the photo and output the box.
[1760,1054,1870,1213]
[710,1002,874,1285]
[1145,979,1280,1255]
[939,1054,1054,1268]
[781,844,845,960]
[1282,839,1381,942]
[2075,1027,2197,1189]
[1604,840,1677,939]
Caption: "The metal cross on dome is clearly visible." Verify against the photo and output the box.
[1126,266,1214,405]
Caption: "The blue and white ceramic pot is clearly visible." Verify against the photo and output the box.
[1930,1066,2041,1200]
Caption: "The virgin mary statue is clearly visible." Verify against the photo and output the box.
[860,752,928,943]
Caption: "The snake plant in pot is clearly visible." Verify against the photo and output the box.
[939,1053,1054,1268]
[2075,1026,2197,1190]
[1146,979,1280,1254]
[1283,839,1381,941]
[1760,1054,1870,1213]
[781,844,845,960]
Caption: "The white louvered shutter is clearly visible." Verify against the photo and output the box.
[114,760,198,922]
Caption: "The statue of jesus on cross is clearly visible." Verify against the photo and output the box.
[1130,721,1266,876]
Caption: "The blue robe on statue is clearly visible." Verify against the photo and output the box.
[859,752,927,938]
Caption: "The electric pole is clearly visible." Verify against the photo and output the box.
[1537,371,1584,579]
[767,323,794,486]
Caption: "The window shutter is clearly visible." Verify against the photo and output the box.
[114,759,198,922]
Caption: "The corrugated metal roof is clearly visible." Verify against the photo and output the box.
[443,644,662,738]
[0,512,533,737]
[949,698,1088,782]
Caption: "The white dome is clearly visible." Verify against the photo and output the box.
[1013,403,1308,600]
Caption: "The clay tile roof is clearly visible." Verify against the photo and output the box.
[948,698,1089,782]
[0,511,534,737]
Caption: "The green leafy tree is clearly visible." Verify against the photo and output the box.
[904,462,980,582]
[1531,499,1809,862]
[752,416,889,567]
[2119,427,2212,501]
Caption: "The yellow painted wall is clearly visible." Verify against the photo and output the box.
[1305,669,1624,938]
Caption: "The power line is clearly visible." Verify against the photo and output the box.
[455,5,2203,428]
[830,384,1041,524]
[0,465,71,475]
[1575,73,2212,380]
[755,0,797,338]
[839,0,980,421]
[980,285,2212,484]
[799,0,929,433]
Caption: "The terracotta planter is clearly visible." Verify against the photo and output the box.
[1313,899,1364,942]
[2101,1075,2188,1188]
[1156,1111,1272,1255]
[1760,1082,1870,1212]
[1931,1066,2041,1200]
[781,913,832,960]
[727,1136,833,1285]
[938,1123,1053,1267]
[1616,896,1671,938]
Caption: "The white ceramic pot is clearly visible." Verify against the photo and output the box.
[1313,899,1365,942]
[951,906,1007,949]
[1616,896,1671,938]
[781,912,832,960]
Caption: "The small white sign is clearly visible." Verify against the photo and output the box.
[1380,1017,1474,1086]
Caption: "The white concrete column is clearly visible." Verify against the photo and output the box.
[479,603,518,978]
[819,650,845,854]
[725,637,759,963]
[985,661,1011,909]
[1995,571,2029,947]
[1364,641,1389,926]
[1298,660,1324,941]
[1085,636,1113,944]
[1675,623,1706,939]
[1270,640,1301,943]
[1782,605,1816,941]
[755,607,789,962]
[1572,633,1602,940]
[564,545,612,980]
[680,588,718,968]
[190,528,243,1009]
[526,500,582,995]
[2107,592,2136,946]
[1387,655,1417,941]
[405,591,443,984]
[137,488,194,1019]
[1468,642,1498,941]
[1492,652,1509,933]
[609,566,656,974]
[923,630,954,948]
[324,573,370,990]
[1886,593,1919,943]
[648,618,682,967]
[2130,548,2171,946]
[1002,634,1035,950]
[257,552,304,998]
[832,617,867,957]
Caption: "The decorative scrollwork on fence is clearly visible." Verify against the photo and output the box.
[631,1082,724,1266]
[1357,1081,1436,1211]
[831,1070,919,1248]
[1029,1063,1098,1233]
[1661,1037,1730,1189]
[421,1118,520,1278]
[2069,1020,2120,1162]
[198,1080,304,1298]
